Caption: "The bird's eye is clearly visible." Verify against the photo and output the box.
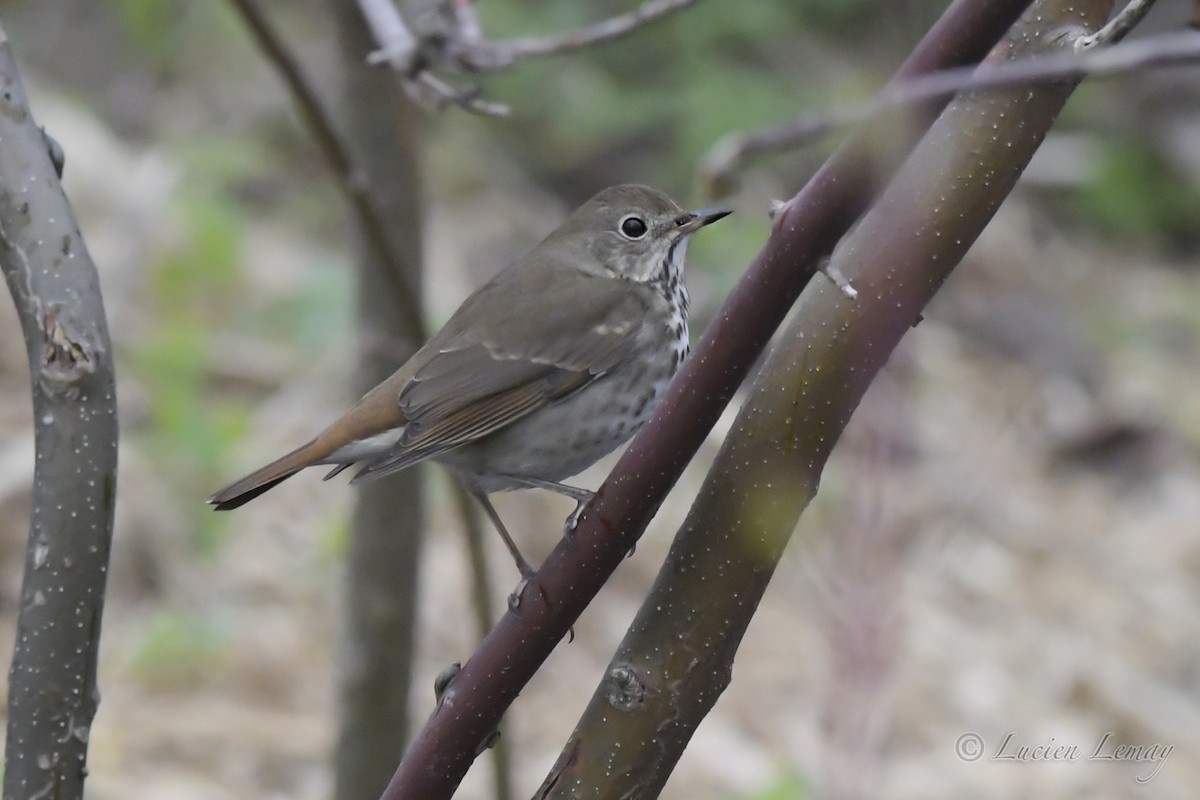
[619,216,648,239]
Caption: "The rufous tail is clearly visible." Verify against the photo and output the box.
[208,438,324,511]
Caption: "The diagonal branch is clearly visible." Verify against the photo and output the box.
[0,21,120,800]
[538,1,1117,795]
[454,0,703,71]
[229,0,427,346]
[376,1,1039,798]
[355,0,702,115]
[703,26,1200,192]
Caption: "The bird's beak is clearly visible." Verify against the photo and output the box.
[675,206,732,234]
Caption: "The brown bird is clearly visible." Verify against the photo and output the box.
[209,184,730,577]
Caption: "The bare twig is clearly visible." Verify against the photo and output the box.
[1077,0,1158,48]
[229,0,426,346]
[703,27,1200,192]
[409,70,509,116]
[0,21,119,800]
[358,0,420,72]
[448,0,483,44]
[354,0,701,115]
[455,0,702,71]
[357,0,510,115]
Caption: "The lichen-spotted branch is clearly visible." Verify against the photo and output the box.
[355,0,702,115]
[0,20,119,800]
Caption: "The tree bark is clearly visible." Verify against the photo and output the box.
[331,6,426,800]
[537,0,1115,795]
[0,22,119,800]
[378,0,1037,797]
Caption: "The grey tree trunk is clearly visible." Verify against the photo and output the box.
[330,7,426,800]
[0,22,119,800]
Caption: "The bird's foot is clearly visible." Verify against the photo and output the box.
[500,534,542,609]
[507,578,529,610]
[507,561,547,610]
[563,490,596,538]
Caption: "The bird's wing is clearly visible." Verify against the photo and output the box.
[351,279,646,481]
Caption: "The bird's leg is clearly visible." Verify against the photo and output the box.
[504,477,595,536]
[471,491,535,578]
[471,491,537,608]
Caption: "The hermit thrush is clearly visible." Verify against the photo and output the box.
[209,184,729,577]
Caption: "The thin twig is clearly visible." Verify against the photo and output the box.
[411,70,509,116]
[358,0,420,73]
[229,0,427,345]
[354,0,702,115]
[448,0,484,44]
[703,28,1200,192]
[1077,0,1158,48]
[455,0,703,71]
[357,0,510,115]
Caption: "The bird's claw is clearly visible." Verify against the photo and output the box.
[563,495,592,538]
[508,578,530,610]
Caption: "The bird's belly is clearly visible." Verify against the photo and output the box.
[438,345,680,492]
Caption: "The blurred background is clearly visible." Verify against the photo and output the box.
[1,1,1199,798]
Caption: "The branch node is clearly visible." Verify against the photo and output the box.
[603,664,649,711]
[819,259,858,299]
[433,661,462,703]
[40,303,97,392]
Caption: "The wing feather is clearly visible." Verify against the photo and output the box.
[350,280,646,483]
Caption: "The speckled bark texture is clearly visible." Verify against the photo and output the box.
[0,22,119,800]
